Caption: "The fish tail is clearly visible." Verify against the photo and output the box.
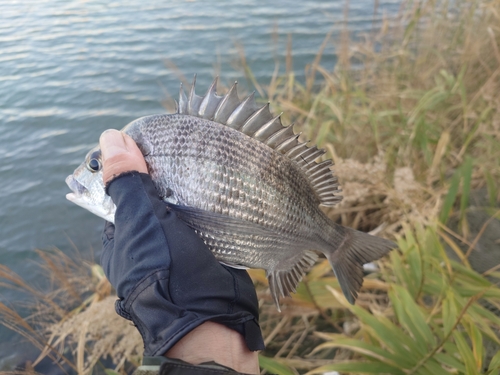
[325,226,396,304]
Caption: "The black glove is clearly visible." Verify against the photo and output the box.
[134,356,256,375]
[101,172,264,356]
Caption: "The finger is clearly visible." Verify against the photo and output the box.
[100,129,148,184]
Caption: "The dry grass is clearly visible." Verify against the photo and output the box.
[2,0,500,374]
[0,250,140,374]
[248,0,500,373]
[250,0,500,235]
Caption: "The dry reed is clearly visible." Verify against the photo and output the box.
[2,0,500,374]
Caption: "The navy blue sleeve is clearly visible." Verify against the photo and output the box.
[101,172,264,356]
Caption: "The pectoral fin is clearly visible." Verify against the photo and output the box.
[166,203,281,240]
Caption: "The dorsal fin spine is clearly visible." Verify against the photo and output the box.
[275,133,301,153]
[291,144,317,161]
[188,75,203,116]
[284,141,308,158]
[301,147,326,162]
[213,82,239,124]
[182,78,342,207]
[316,184,337,193]
[265,125,294,148]
[226,92,257,129]
[240,103,274,136]
[313,178,338,189]
[307,160,333,177]
[199,77,222,119]
[178,83,187,114]
[253,114,283,141]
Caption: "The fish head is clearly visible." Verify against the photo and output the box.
[65,145,116,223]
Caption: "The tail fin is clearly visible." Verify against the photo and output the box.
[326,227,395,304]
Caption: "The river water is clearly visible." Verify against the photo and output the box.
[0,0,400,368]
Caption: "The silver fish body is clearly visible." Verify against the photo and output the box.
[66,78,395,308]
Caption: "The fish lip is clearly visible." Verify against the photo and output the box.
[65,175,86,195]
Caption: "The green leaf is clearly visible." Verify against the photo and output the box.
[402,223,417,251]
[453,330,480,375]
[450,261,491,286]
[406,241,423,298]
[485,171,498,207]
[461,108,489,158]
[451,65,467,95]
[316,120,333,146]
[104,370,120,375]
[313,336,403,367]
[422,359,454,375]
[468,304,500,341]
[308,361,406,375]
[442,290,458,336]
[440,69,455,88]
[459,156,473,229]
[465,320,483,370]
[402,6,420,46]
[349,303,419,366]
[453,285,500,298]
[390,285,436,348]
[390,246,414,291]
[439,168,461,224]
[259,355,297,375]
[488,351,500,374]
[434,352,466,373]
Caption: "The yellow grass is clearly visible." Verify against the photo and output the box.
[2,0,500,374]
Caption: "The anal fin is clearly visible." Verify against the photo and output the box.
[267,251,318,312]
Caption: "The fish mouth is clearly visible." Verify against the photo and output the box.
[65,174,116,223]
[65,175,86,197]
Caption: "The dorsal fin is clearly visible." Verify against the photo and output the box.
[199,77,224,119]
[187,75,203,116]
[178,83,188,114]
[240,103,274,136]
[253,114,283,141]
[226,92,260,129]
[177,78,343,206]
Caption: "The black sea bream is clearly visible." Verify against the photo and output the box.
[66,77,395,309]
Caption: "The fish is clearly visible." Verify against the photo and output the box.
[66,77,395,309]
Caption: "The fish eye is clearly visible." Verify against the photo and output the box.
[85,150,102,173]
[87,158,101,172]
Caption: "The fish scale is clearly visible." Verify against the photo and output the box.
[66,77,396,309]
[145,115,315,234]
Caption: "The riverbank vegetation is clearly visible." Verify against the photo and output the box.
[1,0,500,374]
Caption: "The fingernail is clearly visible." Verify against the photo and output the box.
[100,129,128,160]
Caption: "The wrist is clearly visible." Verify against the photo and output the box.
[165,322,259,375]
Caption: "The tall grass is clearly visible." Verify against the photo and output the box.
[0,249,141,374]
[2,0,500,374]
[253,0,500,374]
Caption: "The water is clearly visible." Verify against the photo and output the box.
[0,0,400,368]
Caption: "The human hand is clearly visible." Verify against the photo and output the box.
[100,129,148,184]
[99,129,263,373]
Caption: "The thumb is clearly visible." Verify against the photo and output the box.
[100,129,148,184]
